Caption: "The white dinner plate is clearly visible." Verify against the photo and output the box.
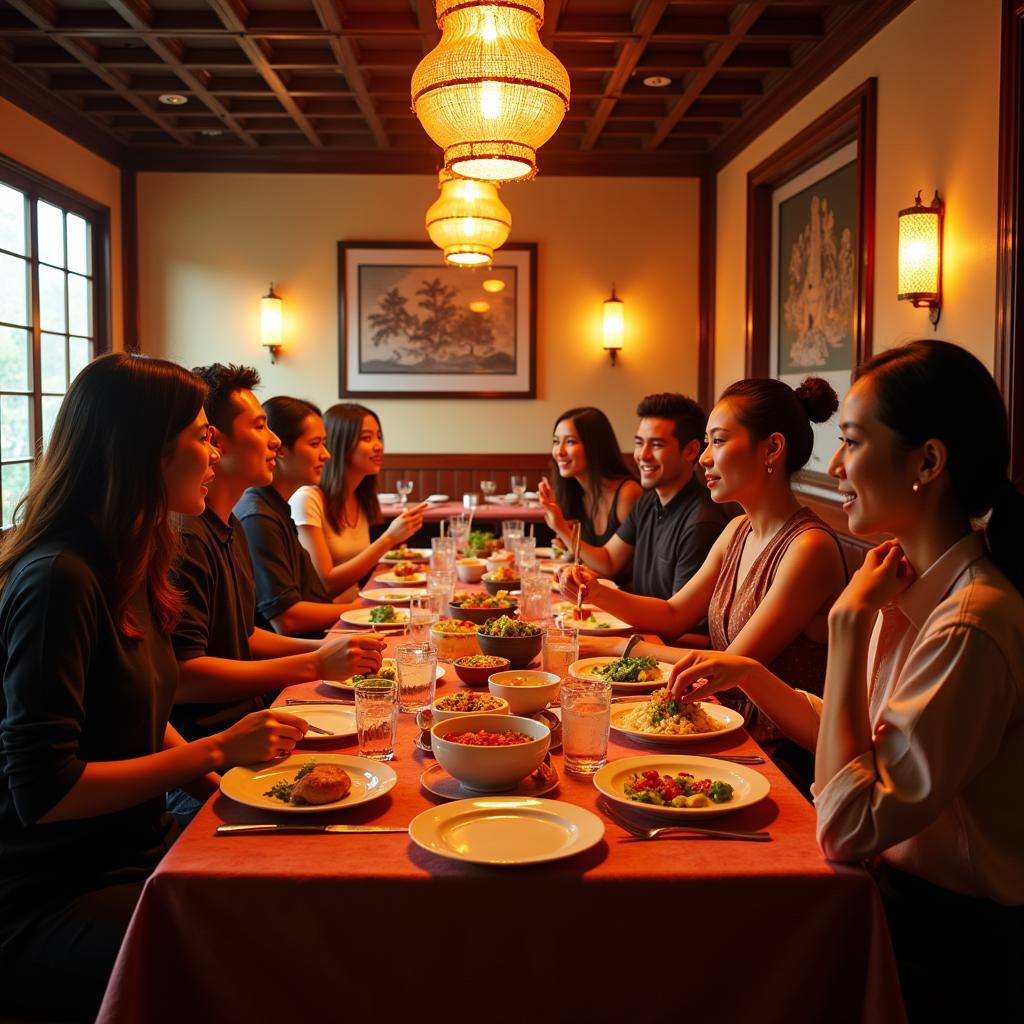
[568,656,676,692]
[594,755,769,818]
[220,752,397,813]
[338,607,409,629]
[408,797,605,866]
[378,493,401,504]
[357,588,423,605]
[285,703,359,742]
[558,609,633,636]
[609,701,744,745]
[374,571,428,587]
[378,548,431,565]
[322,659,446,693]
[425,493,450,503]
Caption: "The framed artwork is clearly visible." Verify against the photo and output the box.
[746,79,876,492]
[338,241,537,398]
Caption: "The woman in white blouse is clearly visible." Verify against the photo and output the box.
[291,403,423,602]
[664,340,1023,1019]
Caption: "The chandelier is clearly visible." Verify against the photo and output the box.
[425,170,512,267]
[412,0,570,182]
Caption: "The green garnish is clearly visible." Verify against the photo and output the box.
[368,605,398,623]
[479,615,542,638]
[264,762,315,803]
[593,655,659,683]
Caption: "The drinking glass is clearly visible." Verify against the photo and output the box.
[462,493,479,510]
[396,480,414,504]
[480,480,497,498]
[446,514,471,554]
[561,676,612,775]
[426,569,456,616]
[407,593,436,643]
[515,535,537,570]
[502,520,525,549]
[354,679,399,761]
[395,642,438,714]
[510,475,528,502]
[431,536,456,572]
[542,625,579,681]
[519,566,550,622]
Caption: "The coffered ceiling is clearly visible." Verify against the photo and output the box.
[0,0,912,174]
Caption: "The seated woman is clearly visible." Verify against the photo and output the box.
[291,402,424,602]
[538,407,642,562]
[665,341,1024,1019]
[0,353,307,1020]
[562,377,848,785]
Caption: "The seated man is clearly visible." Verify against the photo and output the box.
[540,392,727,601]
[171,364,383,747]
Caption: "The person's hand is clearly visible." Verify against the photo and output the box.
[384,501,428,545]
[831,539,916,620]
[667,650,759,703]
[215,710,308,767]
[316,634,385,680]
[557,563,599,605]
[537,477,571,539]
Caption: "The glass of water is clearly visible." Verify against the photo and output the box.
[431,535,456,572]
[354,679,399,761]
[396,480,414,504]
[502,519,525,548]
[510,475,528,502]
[395,642,438,714]
[515,535,537,570]
[542,624,579,681]
[560,675,612,775]
[427,569,456,616]
[407,593,436,643]
[519,566,551,622]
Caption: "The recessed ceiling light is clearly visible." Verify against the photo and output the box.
[482,279,505,293]
[643,76,671,88]
[158,93,189,106]
[469,300,490,313]
[200,128,224,137]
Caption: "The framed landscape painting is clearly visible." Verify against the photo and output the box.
[338,242,537,398]
[746,79,876,492]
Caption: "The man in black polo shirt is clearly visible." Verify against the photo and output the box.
[563,392,725,599]
[171,364,383,744]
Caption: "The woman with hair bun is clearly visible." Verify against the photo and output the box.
[666,341,1024,1018]
[562,376,848,786]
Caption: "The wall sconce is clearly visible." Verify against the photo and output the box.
[261,282,283,362]
[603,285,624,366]
[897,190,943,329]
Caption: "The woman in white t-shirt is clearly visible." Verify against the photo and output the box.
[662,340,1024,1020]
[291,404,423,602]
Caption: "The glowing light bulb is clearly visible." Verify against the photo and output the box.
[460,217,478,237]
[480,9,498,42]
[480,82,502,120]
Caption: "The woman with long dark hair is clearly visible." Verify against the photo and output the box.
[666,341,1024,1018]
[0,354,306,1019]
[291,403,424,601]
[538,406,641,549]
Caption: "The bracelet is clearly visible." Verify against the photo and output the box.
[623,634,644,658]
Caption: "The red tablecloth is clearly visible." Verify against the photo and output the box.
[382,499,547,523]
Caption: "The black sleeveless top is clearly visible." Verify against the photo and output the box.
[582,478,630,546]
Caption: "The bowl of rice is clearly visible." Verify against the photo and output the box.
[612,688,743,742]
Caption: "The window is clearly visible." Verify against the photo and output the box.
[0,156,110,527]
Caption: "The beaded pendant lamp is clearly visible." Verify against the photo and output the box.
[412,0,570,182]
[426,170,512,266]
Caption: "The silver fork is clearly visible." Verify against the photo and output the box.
[601,801,771,842]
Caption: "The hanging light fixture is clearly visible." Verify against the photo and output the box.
[897,190,943,328]
[412,0,570,182]
[261,282,283,362]
[602,285,624,366]
[425,169,512,267]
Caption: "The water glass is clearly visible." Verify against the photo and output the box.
[407,593,436,643]
[426,569,456,616]
[511,475,528,502]
[502,519,525,548]
[395,642,438,713]
[561,676,612,775]
[431,535,456,572]
[542,625,579,681]
[463,493,479,510]
[519,566,550,622]
[515,535,537,570]
[354,679,399,761]
[446,514,471,553]
[396,480,414,504]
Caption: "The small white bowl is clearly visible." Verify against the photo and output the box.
[488,670,561,715]
[431,692,509,723]
[456,558,486,583]
[485,552,515,572]
[431,713,550,792]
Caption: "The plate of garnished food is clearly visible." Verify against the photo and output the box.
[609,689,744,744]
[568,655,675,692]
[357,588,423,605]
[379,545,430,564]
[593,754,769,818]
[375,564,428,586]
[220,753,397,813]
[337,606,409,630]
[322,658,446,693]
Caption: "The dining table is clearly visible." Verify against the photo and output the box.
[96,564,905,1024]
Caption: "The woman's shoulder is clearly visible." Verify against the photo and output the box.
[933,558,1024,647]
[2,536,104,612]
[290,484,325,514]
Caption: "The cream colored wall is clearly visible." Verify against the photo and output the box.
[714,0,1001,396]
[0,98,123,350]
[138,172,700,453]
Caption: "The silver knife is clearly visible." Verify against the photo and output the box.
[216,823,407,835]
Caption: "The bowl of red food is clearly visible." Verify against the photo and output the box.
[430,713,550,792]
[451,653,512,686]
[448,591,517,625]
[430,691,509,723]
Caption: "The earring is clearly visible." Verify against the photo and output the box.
[912,481,920,493]
[766,463,774,475]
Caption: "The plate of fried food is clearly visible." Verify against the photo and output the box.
[220,753,398,813]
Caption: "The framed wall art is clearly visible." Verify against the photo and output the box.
[746,79,876,491]
[338,241,537,399]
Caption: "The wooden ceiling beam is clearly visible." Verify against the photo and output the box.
[580,0,670,151]
[413,0,440,55]
[6,0,192,145]
[204,0,322,147]
[311,0,388,148]
[647,1,770,150]
[540,0,563,44]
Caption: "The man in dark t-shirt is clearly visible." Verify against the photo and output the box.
[562,393,727,600]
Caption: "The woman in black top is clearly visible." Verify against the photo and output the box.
[0,354,308,1020]
[538,407,641,560]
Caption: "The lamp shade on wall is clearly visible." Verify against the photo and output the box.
[603,285,623,365]
[261,282,283,361]
[897,190,943,326]
[425,170,512,266]
[412,0,570,182]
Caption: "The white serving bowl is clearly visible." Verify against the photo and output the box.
[430,692,510,723]
[431,713,550,792]
[456,558,487,583]
[488,670,561,715]
[485,551,516,572]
